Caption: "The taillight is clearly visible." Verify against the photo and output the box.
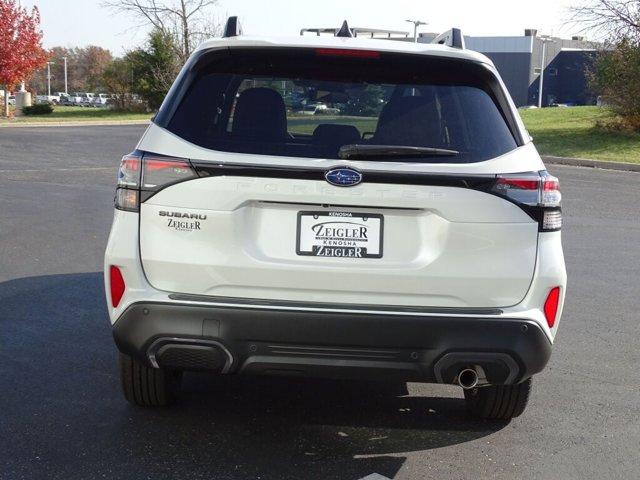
[543,286,561,328]
[109,265,125,308]
[117,153,141,187]
[114,152,197,211]
[540,173,562,206]
[115,153,141,211]
[494,174,540,205]
[142,156,197,189]
[492,171,561,232]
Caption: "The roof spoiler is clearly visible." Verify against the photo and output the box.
[222,16,242,38]
[431,28,465,49]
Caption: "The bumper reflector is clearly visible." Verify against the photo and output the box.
[109,266,125,308]
[544,287,561,328]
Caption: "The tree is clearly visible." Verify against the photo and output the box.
[30,46,114,94]
[0,0,48,116]
[103,0,221,64]
[129,29,180,109]
[29,46,69,94]
[102,56,137,110]
[84,46,115,91]
[572,1,640,42]
[342,86,387,117]
[100,29,179,111]
[573,1,640,130]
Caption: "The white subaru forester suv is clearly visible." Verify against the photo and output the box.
[104,20,566,420]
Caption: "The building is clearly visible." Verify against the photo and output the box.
[418,30,599,107]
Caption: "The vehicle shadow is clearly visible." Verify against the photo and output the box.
[0,273,508,480]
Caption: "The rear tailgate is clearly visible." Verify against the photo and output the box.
[139,174,537,308]
[138,44,538,309]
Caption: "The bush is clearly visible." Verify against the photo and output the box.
[590,40,640,132]
[22,103,53,115]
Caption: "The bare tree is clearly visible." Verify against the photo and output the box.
[103,0,221,62]
[571,0,640,41]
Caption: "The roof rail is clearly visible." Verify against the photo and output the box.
[431,28,465,49]
[222,16,242,38]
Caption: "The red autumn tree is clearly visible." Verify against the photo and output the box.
[0,0,49,116]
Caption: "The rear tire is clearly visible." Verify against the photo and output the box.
[464,377,532,420]
[119,352,182,407]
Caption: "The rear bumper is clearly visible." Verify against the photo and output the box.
[112,301,552,385]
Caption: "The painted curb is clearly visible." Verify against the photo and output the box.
[542,155,640,172]
[0,120,150,128]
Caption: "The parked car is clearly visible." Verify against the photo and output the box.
[104,21,566,420]
[59,93,77,106]
[64,92,83,106]
[297,103,326,115]
[1,90,16,105]
[64,92,94,107]
[296,103,340,115]
[93,93,111,107]
[35,94,60,104]
[80,93,96,107]
[57,93,71,105]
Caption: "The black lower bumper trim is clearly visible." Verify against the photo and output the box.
[112,301,552,384]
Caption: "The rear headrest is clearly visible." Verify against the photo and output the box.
[374,95,443,147]
[232,87,288,141]
[312,124,361,146]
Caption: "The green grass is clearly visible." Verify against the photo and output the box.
[0,105,151,124]
[294,108,640,164]
[520,106,640,163]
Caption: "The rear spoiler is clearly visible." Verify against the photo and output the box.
[431,28,465,49]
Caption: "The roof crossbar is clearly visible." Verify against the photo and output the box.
[222,16,242,38]
[301,24,409,38]
[431,28,465,49]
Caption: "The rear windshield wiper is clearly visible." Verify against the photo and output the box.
[339,144,459,160]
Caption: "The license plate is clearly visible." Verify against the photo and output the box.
[296,211,383,258]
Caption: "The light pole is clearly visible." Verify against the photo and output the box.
[46,61,55,96]
[63,57,68,94]
[538,36,555,108]
[405,19,427,43]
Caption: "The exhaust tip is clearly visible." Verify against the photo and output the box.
[147,338,233,373]
[457,368,479,390]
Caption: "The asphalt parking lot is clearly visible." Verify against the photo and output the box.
[1,125,639,480]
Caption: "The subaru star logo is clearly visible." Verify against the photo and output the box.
[324,168,362,187]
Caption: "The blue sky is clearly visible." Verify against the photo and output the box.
[29,0,581,55]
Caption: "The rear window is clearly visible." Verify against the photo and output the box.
[159,48,520,163]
